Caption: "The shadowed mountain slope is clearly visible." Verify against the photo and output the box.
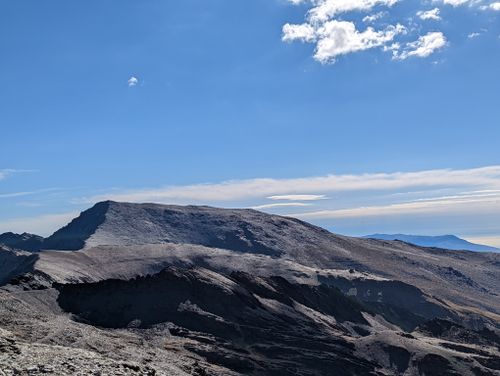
[55,267,377,375]
[0,247,38,286]
[0,232,44,252]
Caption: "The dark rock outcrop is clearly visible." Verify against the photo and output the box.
[0,232,44,252]
[416,319,500,349]
[0,247,39,285]
[42,201,110,250]
[56,267,379,375]
[319,275,455,330]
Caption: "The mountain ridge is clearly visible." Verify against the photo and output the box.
[0,232,44,252]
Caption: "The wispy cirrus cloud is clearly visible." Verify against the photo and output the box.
[292,190,500,219]
[251,202,314,210]
[0,188,63,199]
[4,165,500,240]
[268,194,327,201]
[81,165,500,204]
[62,165,500,242]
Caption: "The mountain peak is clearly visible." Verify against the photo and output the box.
[41,201,335,256]
[42,201,111,250]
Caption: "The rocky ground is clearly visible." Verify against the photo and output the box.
[1,267,499,375]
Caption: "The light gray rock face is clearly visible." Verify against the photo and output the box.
[1,201,500,375]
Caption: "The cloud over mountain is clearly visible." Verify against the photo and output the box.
[3,166,500,239]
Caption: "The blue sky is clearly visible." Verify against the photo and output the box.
[1,0,500,246]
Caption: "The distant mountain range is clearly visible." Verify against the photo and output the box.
[363,234,499,252]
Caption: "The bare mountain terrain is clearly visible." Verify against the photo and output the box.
[1,201,499,375]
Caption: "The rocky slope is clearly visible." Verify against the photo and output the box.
[1,201,499,375]
[1,266,498,375]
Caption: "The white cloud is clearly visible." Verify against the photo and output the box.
[283,20,406,63]
[0,192,35,199]
[282,0,452,63]
[468,32,481,38]
[268,194,327,201]
[489,2,500,10]
[128,76,139,87]
[0,188,63,199]
[291,192,500,219]
[316,21,406,63]
[251,202,313,210]
[82,165,500,204]
[383,42,401,56]
[282,23,316,42]
[284,0,493,63]
[417,8,442,20]
[442,0,471,6]
[363,11,386,23]
[283,0,404,63]
[395,31,447,59]
[305,0,399,22]
[6,165,500,237]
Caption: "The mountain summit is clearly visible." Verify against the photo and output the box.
[42,201,343,259]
